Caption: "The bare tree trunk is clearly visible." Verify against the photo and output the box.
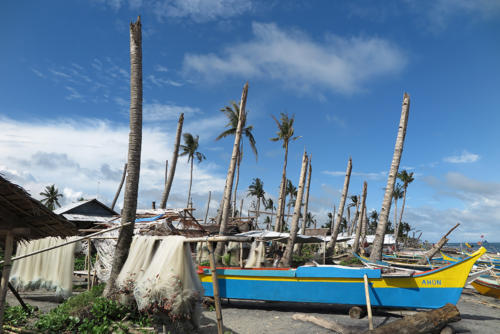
[393,197,398,241]
[418,223,460,264]
[161,113,184,209]
[282,151,308,267]
[297,154,312,255]
[215,83,249,262]
[360,207,368,255]
[232,144,242,217]
[352,182,367,254]
[204,191,211,223]
[104,17,142,297]
[395,186,408,250]
[370,93,410,262]
[158,160,168,207]
[274,143,288,233]
[187,158,194,208]
[111,163,127,211]
[326,157,352,257]
[346,207,351,234]
[255,198,260,229]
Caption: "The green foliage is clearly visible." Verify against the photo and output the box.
[339,257,362,266]
[291,244,318,267]
[200,260,210,266]
[34,284,152,333]
[4,304,35,326]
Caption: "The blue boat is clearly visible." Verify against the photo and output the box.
[199,247,485,309]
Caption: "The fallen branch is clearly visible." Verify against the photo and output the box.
[292,313,355,334]
[418,223,459,264]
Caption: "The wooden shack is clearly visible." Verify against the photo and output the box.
[0,175,77,331]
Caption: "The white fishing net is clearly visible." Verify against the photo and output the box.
[245,241,265,268]
[195,242,210,264]
[116,236,203,327]
[9,237,78,298]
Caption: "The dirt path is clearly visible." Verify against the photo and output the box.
[7,287,500,333]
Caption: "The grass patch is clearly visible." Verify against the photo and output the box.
[4,304,35,326]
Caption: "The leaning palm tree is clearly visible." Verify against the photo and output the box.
[271,112,300,232]
[216,101,257,217]
[247,178,266,228]
[370,93,410,262]
[180,133,206,208]
[105,17,143,297]
[39,184,63,210]
[395,170,415,248]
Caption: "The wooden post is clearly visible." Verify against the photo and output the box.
[87,238,92,290]
[0,231,15,333]
[204,191,211,224]
[240,198,244,218]
[239,242,243,268]
[363,274,373,330]
[152,201,156,209]
[207,242,223,334]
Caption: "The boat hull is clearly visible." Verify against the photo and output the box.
[199,247,485,309]
[471,278,500,298]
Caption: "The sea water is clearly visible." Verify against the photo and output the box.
[448,242,500,254]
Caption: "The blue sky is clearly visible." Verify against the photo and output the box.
[1,0,500,242]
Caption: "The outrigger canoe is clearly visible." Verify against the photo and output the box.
[441,251,500,270]
[470,276,500,298]
[199,247,485,309]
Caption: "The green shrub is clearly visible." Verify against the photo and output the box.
[34,284,152,333]
[4,304,35,326]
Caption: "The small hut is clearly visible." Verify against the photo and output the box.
[0,175,77,329]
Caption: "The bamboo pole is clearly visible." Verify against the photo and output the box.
[184,236,252,243]
[363,274,373,330]
[87,238,91,291]
[0,231,14,333]
[207,242,223,334]
[0,222,133,265]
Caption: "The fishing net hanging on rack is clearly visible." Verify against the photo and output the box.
[116,235,203,327]
[245,240,265,268]
[9,237,78,298]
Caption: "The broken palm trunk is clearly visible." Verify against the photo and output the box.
[293,303,460,334]
[418,223,460,265]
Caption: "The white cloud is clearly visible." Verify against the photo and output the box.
[143,103,200,121]
[428,0,500,28]
[323,170,387,180]
[153,0,252,22]
[0,116,226,214]
[443,150,479,163]
[183,22,406,95]
[31,68,45,78]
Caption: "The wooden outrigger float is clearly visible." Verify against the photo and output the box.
[199,247,486,309]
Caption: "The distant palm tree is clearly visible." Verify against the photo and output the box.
[369,210,379,234]
[347,195,359,235]
[285,179,297,225]
[392,183,404,240]
[40,185,63,210]
[305,211,316,228]
[271,112,300,232]
[180,133,206,208]
[216,101,257,217]
[265,198,275,229]
[247,178,266,228]
[395,170,415,246]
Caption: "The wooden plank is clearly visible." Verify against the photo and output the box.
[207,242,223,334]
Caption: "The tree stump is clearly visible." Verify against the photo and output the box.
[349,306,366,319]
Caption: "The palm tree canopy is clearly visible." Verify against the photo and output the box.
[216,101,258,160]
[180,133,206,163]
[39,184,63,210]
[265,198,275,211]
[397,170,415,189]
[286,179,297,198]
[270,112,301,147]
[348,195,359,208]
[248,177,265,199]
[392,183,404,200]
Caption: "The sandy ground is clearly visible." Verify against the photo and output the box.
[6,286,500,333]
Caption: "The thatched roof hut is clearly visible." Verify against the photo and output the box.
[0,175,76,243]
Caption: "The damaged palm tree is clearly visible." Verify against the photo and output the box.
[215,82,249,263]
[105,16,143,297]
[282,150,308,267]
[160,113,184,209]
[326,157,352,258]
[370,93,410,262]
